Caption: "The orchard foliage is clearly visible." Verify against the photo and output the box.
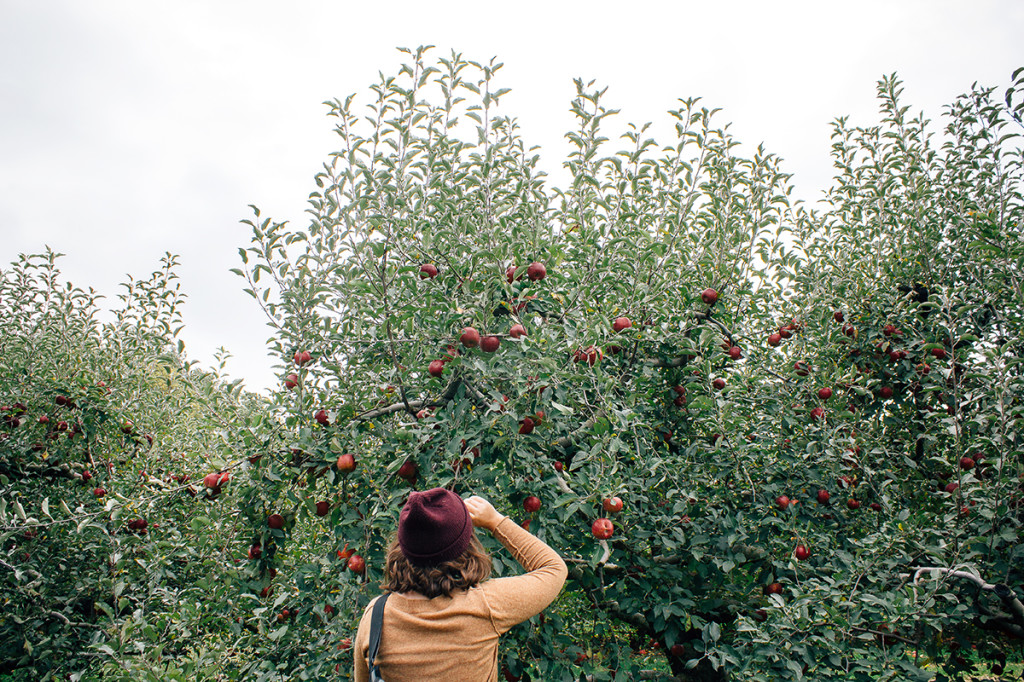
[0,251,265,681]
[228,50,1024,681]
[1,48,1022,681]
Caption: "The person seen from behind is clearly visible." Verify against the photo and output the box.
[353,488,567,681]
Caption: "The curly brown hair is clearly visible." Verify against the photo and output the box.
[381,534,492,598]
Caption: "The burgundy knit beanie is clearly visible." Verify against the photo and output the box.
[398,487,473,566]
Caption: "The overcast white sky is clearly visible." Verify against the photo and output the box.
[2,1,1021,393]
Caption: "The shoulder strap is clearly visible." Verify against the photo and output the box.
[367,593,390,674]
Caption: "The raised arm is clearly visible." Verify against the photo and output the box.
[465,495,567,634]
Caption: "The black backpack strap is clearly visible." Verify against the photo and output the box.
[367,593,390,676]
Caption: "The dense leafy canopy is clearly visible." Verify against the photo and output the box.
[2,50,1022,681]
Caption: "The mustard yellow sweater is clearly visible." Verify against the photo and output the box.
[353,516,567,681]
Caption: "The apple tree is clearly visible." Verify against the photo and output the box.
[0,250,268,681]
[231,50,1023,681]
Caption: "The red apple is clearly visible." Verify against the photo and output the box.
[523,496,541,513]
[397,460,418,481]
[833,311,844,323]
[347,554,366,574]
[315,501,330,517]
[460,327,480,348]
[879,386,894,400]
[268,514,285,529]
[591,518,614,539]
[337,544,354,561]
[847,498,861,510]
[428,360,445,377]
[284,373,298,389]
[793,361,810,376]
[519,417,535,435]
[93,487,106,498]
[816,489,830,504]
[794,544,810,561]
[869,503,882,512]
[38,415,49,425]
[768,333,782,347]
[775,495,790,511]
[248,544,262,560]
[931,348,948,360]
[713,378,726,390]
[883,324,897,337]
[526,262,546,281]
[294,350,312,366]
[959,456,975,470]
[203,472,223,489]
[506,265,517,283]
[944,482,959,493]
[553,461,564,472]
[481,335,501,353]
[779,327,792,339]
[612,317,632,332]
[810,407,825,421]
[82,470,92,482]
[336,453,357,474]
[419,264,438,279]
[603,496,623,513]
[315,409,330,425]
[728,346,742,361]
[818,387,833,400]
[842,324,856,337]
[764,582,784,595]
[701,288,718,305]
[509,324,527,339]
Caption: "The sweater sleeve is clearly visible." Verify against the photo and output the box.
[482,516,567,634]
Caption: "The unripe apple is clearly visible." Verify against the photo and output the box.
[523,496,541,513]
[713,378,726,391]
[347,554,366,574]
[481,335,501,353]
[284,374,298,390]
[268,514,285,529]
[337,453,356,474]
[509,324,527,339]
[816,489,830,504]
[818,387,833,400]
[526,262,546,281]
[460,327,480,348]
[775,495,790,511]
[603,496,623,513]
[794,544,810,561]
[612,317,632,332]
[428,360,445,377]
[419,263,438,279]
[591,518,614,540]
[315,501,330,517]
[701,288,718,305]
